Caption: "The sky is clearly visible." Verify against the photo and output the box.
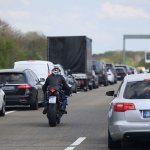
[0,0,150,54]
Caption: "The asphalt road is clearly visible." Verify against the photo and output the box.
[1,83,150,150]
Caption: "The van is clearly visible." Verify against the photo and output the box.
[14,60,54,84]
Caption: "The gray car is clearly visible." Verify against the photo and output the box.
[106,73,150,149]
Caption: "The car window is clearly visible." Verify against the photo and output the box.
[0,73,26,84]
[25,70,35,85]
[123,81,150,99]
[28,70,38,85]
[116,69,125,73]
[30,71,39,83]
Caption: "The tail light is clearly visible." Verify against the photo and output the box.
[50,88,56,93]
[144,79,150,82]
[113,102,135,112]
[17,84,31,89]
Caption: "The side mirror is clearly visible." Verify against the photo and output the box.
[106,91,115,96]
[39,78,45,82]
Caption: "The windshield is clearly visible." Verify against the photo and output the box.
[124,81,150,99]
[15,64,48,77]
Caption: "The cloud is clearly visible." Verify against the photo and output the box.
[134,0,150,3]
[20,0,31,6]
[0,10,30,20]
[98,2,150,19]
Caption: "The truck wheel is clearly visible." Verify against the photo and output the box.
[89,86,93,90]
[104,81,108,86]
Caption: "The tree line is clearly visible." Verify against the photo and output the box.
[0,19,47,69]
[93,51,150,68]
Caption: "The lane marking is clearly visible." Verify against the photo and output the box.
[6,111,15,115]
[71,137,86,146]
[65,137,86,150]
[64,147,75,150]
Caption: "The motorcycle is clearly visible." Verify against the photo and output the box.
[46,87,64,127]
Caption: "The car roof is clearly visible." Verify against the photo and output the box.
[124,73,150,82]
[115,67,126,70]
[14,60,53,65]
[106,63,113,65]
[0,68,30,73]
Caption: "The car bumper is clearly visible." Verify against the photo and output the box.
[109,121,150,141]
[5,95,32,105]
[107,76,114,83]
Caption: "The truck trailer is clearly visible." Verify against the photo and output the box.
[47,36,93,91]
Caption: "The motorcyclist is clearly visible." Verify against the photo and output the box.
[42,66,71,114]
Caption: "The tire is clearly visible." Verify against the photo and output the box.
[47,104,57,127]
[30,96,38,110]
[89,86,93,90]
[57,117,61,124]
[73,86,77,93]
[104,82,108,86]
[108,130,121,149]
[84,86,88,91]
[74,86,77,93]
[0,101,5,117]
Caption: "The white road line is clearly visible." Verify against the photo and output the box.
[65,137,86,150]
[64,147,75,150]
[71,137,86,146]
[6,111,15,115]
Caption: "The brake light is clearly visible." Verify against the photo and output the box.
[113,102,135,112]
[144,79,150,82]
[17,84,31,89]
[50,88,56,93]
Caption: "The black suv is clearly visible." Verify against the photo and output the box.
[92,61,108,86]
[0,69,44,110]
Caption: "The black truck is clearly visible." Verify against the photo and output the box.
[47,36,94,91]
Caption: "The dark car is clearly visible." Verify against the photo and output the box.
[92,61,108,86]
[0,69,44,110]
[115,64,132,75]
[115,67,127,80]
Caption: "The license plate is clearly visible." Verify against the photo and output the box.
[143,110,150,118]
[2,86,15,91]
[48,96,56,104]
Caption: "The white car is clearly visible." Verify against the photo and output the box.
[106,73,150,149]
[0,83,5,116]
[107,69,115,84]
[14,60,54,84]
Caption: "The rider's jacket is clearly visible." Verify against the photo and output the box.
[42,73,71,96]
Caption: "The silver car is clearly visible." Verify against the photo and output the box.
[0,83,5,116]
[106,73,150,149]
